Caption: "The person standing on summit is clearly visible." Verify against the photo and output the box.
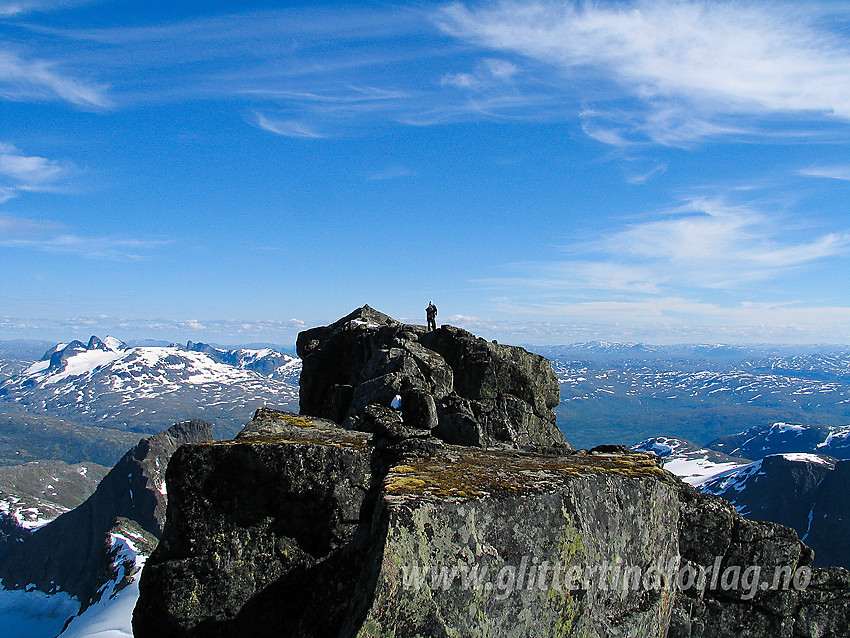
[426,301,438,331]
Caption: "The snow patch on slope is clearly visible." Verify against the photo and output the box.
[632,436,750,486]
[58,532,147,638]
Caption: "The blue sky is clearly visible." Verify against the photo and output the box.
[3,0,850,345]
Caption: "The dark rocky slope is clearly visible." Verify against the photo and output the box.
[0,419,213,610]
[134,308,850,637]
[702,454,850,569]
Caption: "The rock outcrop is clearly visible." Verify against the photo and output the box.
[0,419,213,609]
[135,410,680,637]
[134,309,850,637]
[297,305,567,450]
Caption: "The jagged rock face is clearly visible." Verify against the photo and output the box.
[670,484,850,637]
[296,305,568,449]
[0,419,213,606]
[803,460,850,570]
[134,409,850,638]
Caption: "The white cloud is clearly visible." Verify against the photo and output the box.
[799,165,850,181]
[439,1,850,143]
[0,186,17,203]
[0,148,67,184]
[440,58,521,92]
[484,58,518,80]
[0,213,63,235]
[440,72,481,89]
[0,50,110,108]
[626,163,667,184]
[0,144,75,202]
[595,198,850,286]
[488,197,850,310]
[0,213,168,259]
[1,233,168,259]
[0,0,95,17]
[253,112,326,139]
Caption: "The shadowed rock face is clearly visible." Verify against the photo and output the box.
[0,419,213,607]
[297,306,568,450]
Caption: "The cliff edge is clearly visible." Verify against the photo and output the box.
[133,308,850,637]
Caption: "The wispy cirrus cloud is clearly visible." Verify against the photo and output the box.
[438,1,850,145]
[0,213,168,259]
[253,112,326,139]
[0,0,96,17]
[7,2,850,140]
[489,196,850,307]
[799,165,850,181]
[0,143,70,184]
[7,7,561,131]
[626,163,667,185]
[0,49,109,108]
[0,143,76,202]
[367,165,416,181]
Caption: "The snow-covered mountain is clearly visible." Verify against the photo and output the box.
[632,437,751,485]
[0,460,108,531]
[707,421,850,459]
[0,336,301,437]
[186,340,301,382]
[635,424,850,568]
[700,453,849,568]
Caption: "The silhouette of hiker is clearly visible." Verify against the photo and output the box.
[426,301,438,331]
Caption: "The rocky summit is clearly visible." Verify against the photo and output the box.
[297,305,568,450]
[133,308,850,637]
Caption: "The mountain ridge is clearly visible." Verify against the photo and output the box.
[0,335,301,441]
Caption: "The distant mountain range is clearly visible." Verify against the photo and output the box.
[710,421,850,459]
[0,336,301,463]
[635,421,850,569]
[546,344,850,449]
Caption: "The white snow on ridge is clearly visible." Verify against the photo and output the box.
[663,457,749,487]
[103,336,125,351]
[33,349,128,385]
[701,460,765,495]
[818,426,850,448]
[639,439,673,457]
[60,533,146,638]
[778,453,834,465]
[0,496,65,530]
[633,437,750,486]
[239,347,277,361]
[770,423,805,435]
[23,360,50,376]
